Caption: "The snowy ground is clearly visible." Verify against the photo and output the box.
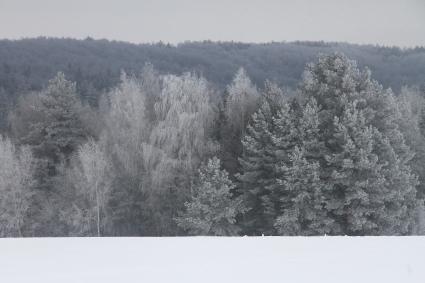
[1,236,424,283]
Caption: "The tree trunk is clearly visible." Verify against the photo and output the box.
[95,181,101,237]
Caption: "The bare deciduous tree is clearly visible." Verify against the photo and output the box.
[70,138,112,236]
[0,136,34,237]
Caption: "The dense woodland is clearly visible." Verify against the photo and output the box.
[1,38,425,128]
[1,39,425,236]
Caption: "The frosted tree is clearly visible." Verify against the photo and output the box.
[274,147,329,235]
[151,73,216,170]
[237,101,277,235]
[226,68,260,136]
[262,80,286,112]
[397,87,425,199]
[396,88,425,234]
[11,72,88,165]
[221,68,260,174]
[106,72,149,177]
[101,70,217,235]
[325,102,392,235]
[102,71,153,235]
[140,63,161,122]
[264,99,301,230]
[299,53,418,235]
[175,157,246,236]
[274,98,331,235]
[8,72,91,236]
[149,73,217,234]
[0,136,34,237]
[68,138,112,236]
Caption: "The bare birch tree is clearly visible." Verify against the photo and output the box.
[148,73,218,233]
[0,136,35,237]
[225,67,260,137]
[70,138,112,236]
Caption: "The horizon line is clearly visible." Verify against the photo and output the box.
[1,36,424,50]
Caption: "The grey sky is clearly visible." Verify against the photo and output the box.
[0,0,424,47]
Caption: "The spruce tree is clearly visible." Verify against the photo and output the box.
[237,101,277,235]
[175,157,246,236]
[266,99,300,230]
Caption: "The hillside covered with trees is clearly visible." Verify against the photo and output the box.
[1,38,425,129]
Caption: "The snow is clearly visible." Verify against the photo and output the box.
[1,236,424,283]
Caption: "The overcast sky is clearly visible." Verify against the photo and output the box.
[0,0,424,47]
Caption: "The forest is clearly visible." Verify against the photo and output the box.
[1,37,425,129]
[1,39,425,236]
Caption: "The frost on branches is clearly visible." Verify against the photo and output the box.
[176,157,247,236]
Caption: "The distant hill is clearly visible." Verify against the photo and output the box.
[1,37,425,107]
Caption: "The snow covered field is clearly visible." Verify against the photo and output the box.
[1,237,424,283]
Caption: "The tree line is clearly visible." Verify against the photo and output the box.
[1,53,425,236]
[2,38,425,130]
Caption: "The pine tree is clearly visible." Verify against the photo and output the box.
[237,101,277,235]
[9,72,91,236]
[265,99,300,229]
[326,101,393,235]
[175,157,246,236]
[274,146,329,235]
[20,72,88,164]
[299,53,418,235]
[274,98,332,235]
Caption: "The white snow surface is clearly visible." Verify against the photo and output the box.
[1,236,424,283]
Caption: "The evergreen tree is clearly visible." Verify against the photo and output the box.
[274,98,332,235]
[266,99,300,230]
[274,146,329,235]
[238,91,299,236]
[299,53,418,235]
[326,101,392,235]
[17,72,87,165]
[175,157,246,236]
[9,72,91,236]
[237,101,277,235]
